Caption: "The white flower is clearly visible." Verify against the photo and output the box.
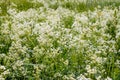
[105,77,112,80]
[54,72,62,78]
[76,14,88,24]
[0,66,6,70]
[86,65,97,74]
[63,60,69,66]
[96,76,101,80]
[77,74,91,80]
[115,60,120,68]
[0,75,5,80]
[96,57,103,64]
[1,69,10,76]
[7,8,17,16]
[12,60,23,70]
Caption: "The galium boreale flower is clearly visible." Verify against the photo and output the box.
[0,75,5,80]
[1,69,10,77]
[0,66,6,71]
[54,72,62,78]
[63,59,69,66]
[12,60,23,70]
[77,74,91,80]
[96,76,102,80]
[7,8,17,16]
[105,77,112,80]
[85,65,97,74]
[115,60,120,68]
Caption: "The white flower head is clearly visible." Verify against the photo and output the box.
[105,77,112,80]
[0,66,6,70]
[79,15,88,24]
[77,74,91,80]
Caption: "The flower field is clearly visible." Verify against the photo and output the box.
[0,0,120,80]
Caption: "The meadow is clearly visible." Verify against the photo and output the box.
[0,0,120,80]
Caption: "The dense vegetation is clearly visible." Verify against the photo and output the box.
[0,0,120,80]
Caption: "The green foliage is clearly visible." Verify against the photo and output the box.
[62,16,74,29]
[11,0,43,11]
